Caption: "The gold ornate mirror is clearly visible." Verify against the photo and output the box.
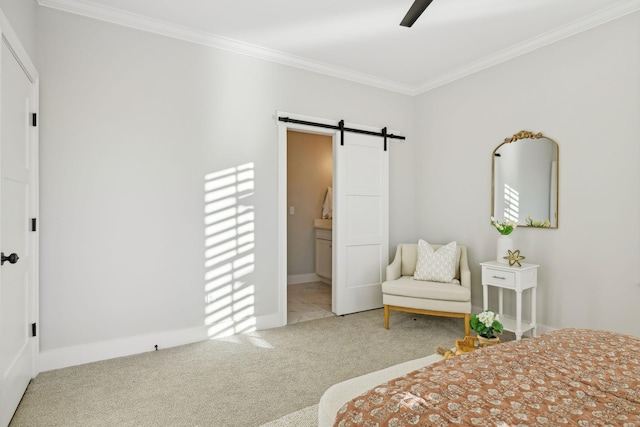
[492,130,559,228]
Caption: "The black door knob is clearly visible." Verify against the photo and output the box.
[1,252,19,266]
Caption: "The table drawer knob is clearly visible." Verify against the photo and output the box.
[492,275,506,280]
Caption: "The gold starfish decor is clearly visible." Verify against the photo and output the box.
[504,249,525,267]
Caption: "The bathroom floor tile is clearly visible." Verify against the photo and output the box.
[287,281,334,325]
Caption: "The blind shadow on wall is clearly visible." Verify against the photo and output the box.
[204,163,256,338]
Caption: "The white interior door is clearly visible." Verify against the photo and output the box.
[333,132,388,315]
[0,40,36,427]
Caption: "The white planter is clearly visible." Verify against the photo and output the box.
[496,235,513,264]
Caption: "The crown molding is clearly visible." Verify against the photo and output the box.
[39,0,640,97]
[413,0,640,95]
[37,0,416,95]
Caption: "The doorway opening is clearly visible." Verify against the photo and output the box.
[277,112,392,327]
[286,130,335,324]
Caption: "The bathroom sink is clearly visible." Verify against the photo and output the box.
[314,219,332,229]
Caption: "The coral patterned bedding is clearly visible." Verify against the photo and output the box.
[334,329,640,426]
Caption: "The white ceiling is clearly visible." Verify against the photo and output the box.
[38,0,640,95]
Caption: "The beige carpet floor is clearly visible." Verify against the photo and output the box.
[10,309,504,427]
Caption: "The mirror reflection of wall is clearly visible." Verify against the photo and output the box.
[492,131,559,228]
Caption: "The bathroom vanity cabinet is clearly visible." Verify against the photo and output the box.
[315,227,332,282]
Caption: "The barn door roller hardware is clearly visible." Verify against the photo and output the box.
[278,117,405,151]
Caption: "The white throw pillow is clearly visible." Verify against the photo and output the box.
[414,240,457,283]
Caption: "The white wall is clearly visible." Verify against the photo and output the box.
[414,11,640,336]
[33,4,640,369]
[36,8,415,366]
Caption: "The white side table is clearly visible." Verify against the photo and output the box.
[480,261,539,340]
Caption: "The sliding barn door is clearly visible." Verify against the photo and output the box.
[333,132,388,316]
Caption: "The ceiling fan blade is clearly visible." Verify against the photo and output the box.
[400,0,434,27]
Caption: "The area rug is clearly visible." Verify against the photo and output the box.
[259,404,318,427]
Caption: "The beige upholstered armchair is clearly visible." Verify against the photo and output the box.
[382,243,471,336]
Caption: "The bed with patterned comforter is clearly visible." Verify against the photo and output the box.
[334,329,640,426]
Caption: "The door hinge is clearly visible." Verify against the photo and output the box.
[31,323,37,337]
[31,113,37,127]
[31,218,37,232]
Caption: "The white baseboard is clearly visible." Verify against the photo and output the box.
[38,325,207,372]
[256,311,285,330]
[287,273,321,285]
[204,311,286,339]
[39,310,288,372]
[38,309,289,373]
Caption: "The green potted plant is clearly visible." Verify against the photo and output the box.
[490,216,518,235]
[490,216,518,264]
[470,310,503,346]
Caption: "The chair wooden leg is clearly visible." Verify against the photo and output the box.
[464,313,470,336]
[384,305,390,329]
